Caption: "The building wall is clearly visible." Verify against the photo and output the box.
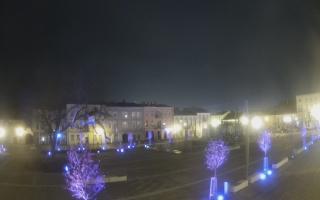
[144,107,174,140]
[174,113,211,139]
[65,104,174,146]
[296,93,320,128]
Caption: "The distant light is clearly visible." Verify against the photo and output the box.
[47,151,52,157]
[97,150,100,154]
[304,146,307,150]
[267,170,272,176]
[251,116,263,130]
[116,149,119,152]
[240,116,249,126]
[15,127,24,137]
[57,133,62,139]
[102,146,106,150]
[124,114,128,118]
[0,128,6,138]
[95,127,104,135]
[41,136,45,142]
[78,147,81,151]
[260,173,266,180]
[57,147,61,151]
[283,115,292,124]
[82,147,85,151]
[217,195,224,200]
[128,145,131,149]
[64,165,69,172]
[120,148,124,153]
[162,122,166,126]
[211,119,221,128]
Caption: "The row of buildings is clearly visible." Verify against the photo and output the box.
[0,92,319,148]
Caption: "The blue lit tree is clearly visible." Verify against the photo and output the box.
[258,130,271,171]
[301,125,307,149]
[65,149,105,200]
[205,140,229,199]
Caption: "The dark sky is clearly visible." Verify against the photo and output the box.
[1,0,320,115]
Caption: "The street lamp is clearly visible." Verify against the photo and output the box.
[240,115,250,182]
[251,116,263,130]
[15,127,25,137]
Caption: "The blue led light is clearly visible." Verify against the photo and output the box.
[64,165,69,172]
[304,146,307,150]
[57,133,62,138]
[120,148,124,153]
[116,149,119,152]
[267,170,272,175]
[260,173,266,180]
[217,195,224,200]
[48,151,52,157]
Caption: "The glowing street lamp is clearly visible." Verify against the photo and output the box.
[251,116,263,130]
[15,127,25,137]
[0,128,6,138]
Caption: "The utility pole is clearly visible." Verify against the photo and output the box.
[245,100,249,181]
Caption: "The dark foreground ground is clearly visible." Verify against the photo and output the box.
[0,133,315,200]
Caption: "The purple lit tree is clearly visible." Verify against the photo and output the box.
[301,125,307,149]
[65,149,105,200]
[205,140,229,199]
[258,131,271,156]
[258,131,271,171]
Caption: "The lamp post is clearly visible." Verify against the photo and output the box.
[240,115,263,181]
[240,116,250,180]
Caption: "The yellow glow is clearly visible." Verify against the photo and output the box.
[240,116,250,126]
[203,124,208,129]
[311,105,320,121]
[283,115,292,124]
[95,126,104,135]
[0,128,5,138]
[251,116,263,130]
[173,124,182,133]
[15,127,25,137]
[211,119,221,128]
[183,122,187,127]
[264,116,269,122]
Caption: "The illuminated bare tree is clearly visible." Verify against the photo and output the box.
[65,149,105,200]
[205,140,229,199]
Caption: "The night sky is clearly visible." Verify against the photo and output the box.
[1,0,320,116]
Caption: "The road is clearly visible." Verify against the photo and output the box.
[233,141,320,200]
[0,134,304,199]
